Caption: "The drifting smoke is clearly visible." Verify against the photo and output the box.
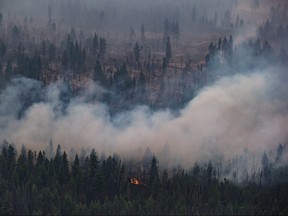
[0,66,288,178]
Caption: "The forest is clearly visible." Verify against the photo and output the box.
[0,142,288,215]
[0,0,288,215]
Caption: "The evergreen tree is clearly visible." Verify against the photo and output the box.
[228,35,233,53]
[222,37,228,52]
[134,42,140,62]
[235,14,240,28]
[165,36,172,63]
[48,1,52,23]
[94,60,106,86]
[0,12,3,25]
[149,156,160,198]
[89,149,99,179]
[48,43,56,61]
[141,24,145,43]
[191,6,197,24]
[276,144,284,163]
[240,19,244,27]
[5,59,13,80]
[217,38,222,50]
[92,33,99,55]
[0,40,6,57]
[214,12,218,26]
[47,139,54,159]
[99,38,106,59]
[129,26,136,43]
[262,40,273,56]
[261,152,271,183]
[137,71,146,103]
[70,27,76,41]
[163,18,169,42]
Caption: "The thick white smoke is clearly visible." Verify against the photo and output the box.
[0,66,287,174]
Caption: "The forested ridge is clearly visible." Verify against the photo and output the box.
[0,1,287,113]
[0,142,288,215]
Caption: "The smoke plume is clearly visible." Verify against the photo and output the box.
[0,66,287,177]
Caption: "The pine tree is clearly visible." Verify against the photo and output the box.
[165,36,172,63]
[164,18,169,41]
[261,152,271,183]
[0,40,6,57]
[129,26,136,44]
[141,24,145,43]
[60,151,70,184]
[149,155,160,198]
[216,38,221,51]
[134,42,140,62]
[94,60,106,86]
[5,59,13,80]
[47,139,54,159]
[48,1,52,23]
[276,144,284,163]
[92,33,99,55]
[99,38,106,59]
[89,149,99,179]
[192,6,197,24]
[137,71,146,103]
[0,12,3,25]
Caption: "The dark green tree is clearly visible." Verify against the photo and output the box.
[94,60,106,86]
[70,27,76,41]
[48,43,56,61]
[0,12,3,25]
[192,6,197,23]
[165,36,172,63]
[129,26,136,43]
[276,144,284,163]
[71,154,81,198]
[0,40,6,57]
[141,24,145,43]
[92,33,99,55]
[134,42,140,62]
[48,1,52,23]
[149,156,160,197]
[99,38,106,59]
[5,59,13,80]
[60,151,70,184]
[47,139,54,159]
[261,152,271,184]
[11,25,20,43]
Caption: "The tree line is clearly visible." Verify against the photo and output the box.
[0,141,288,215]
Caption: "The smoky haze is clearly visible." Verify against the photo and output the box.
[1,65,287,177]
[0,0,253,35]
[0,0,288,183]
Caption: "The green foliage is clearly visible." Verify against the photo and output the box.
[0,143,288,215]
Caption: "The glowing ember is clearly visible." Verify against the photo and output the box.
[130,178,141,185]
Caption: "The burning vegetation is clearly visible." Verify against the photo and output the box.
[130,177,145,186]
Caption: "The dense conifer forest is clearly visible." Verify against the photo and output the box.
[1,142,288,215]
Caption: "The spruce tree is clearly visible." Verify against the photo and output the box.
[134,42,140,62]
[165,36,172,63]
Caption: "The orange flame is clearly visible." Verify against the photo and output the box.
[130,178,141,185]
